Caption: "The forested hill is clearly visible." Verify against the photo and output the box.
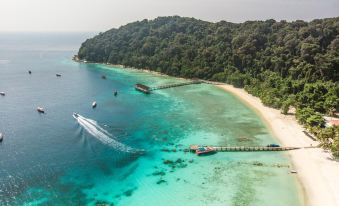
[78,16,338,114]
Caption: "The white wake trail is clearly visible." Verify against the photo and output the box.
[75,114,139,153]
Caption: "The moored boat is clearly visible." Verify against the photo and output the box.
[37,107,45,113]
[267,144,280,147]
[290,170,298,174]
[195,146,216,156]
[0,133,3,142]
[101,75,106,79]
[92,101,97,108]
[0,92,5,96]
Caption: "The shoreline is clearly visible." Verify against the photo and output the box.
[217,84,339,206]
[76,60,339,206]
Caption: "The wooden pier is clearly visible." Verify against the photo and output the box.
[189,145,300,152]
[135,80,202,94]
[150,80,202,91]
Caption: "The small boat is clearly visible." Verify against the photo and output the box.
[101,75,106,79]
[267,144,280,147]
[0,133,3,142]
[92,101,97,108]
[195,146,216,156]
[28,70,32,74]
[0,92,5,96]
[72,112,79,119]
[37,107,45,113]
[114,90,118,96]
[290,170,298,174]
[56,74,62,77]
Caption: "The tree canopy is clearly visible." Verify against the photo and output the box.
[78,16,338,112]
[78,16,339,156]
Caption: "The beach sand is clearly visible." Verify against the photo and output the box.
[217,84,339,206]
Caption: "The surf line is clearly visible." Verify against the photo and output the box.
[73,113,142,153]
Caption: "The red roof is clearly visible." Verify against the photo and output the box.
[329,120,339,126]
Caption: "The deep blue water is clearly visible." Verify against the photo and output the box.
[0,33,303,206]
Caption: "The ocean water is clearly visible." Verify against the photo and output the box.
[0,33,304,206]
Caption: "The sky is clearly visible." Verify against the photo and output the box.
[0,0,338,32]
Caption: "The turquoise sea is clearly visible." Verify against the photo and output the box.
[0,33,304,206]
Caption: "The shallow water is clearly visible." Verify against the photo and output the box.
[0,33,304,206]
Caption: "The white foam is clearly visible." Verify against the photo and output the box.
[75,114,140,153]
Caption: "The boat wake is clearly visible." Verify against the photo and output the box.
[73,113,141,153]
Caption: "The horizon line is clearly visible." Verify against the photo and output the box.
[1,15,338,33]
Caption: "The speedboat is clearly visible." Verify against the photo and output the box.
[73,112,79,119]
[92,101,97,108]
[0,133,3,142]
[0,92,5,96]
[195,146,216,156]
[56,74,62,77]
[37,107,45,113]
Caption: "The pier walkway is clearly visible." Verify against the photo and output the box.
[135,80,202,94]
[189,144,301,152]
[150,80,202,91]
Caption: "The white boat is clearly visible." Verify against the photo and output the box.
[37,107,45,113]
[0,133,3,142]
[92,101,97,108]
[0,92,5,96]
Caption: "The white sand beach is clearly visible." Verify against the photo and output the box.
[217,84,339,206]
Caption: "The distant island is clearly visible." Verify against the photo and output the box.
[77,16,339,157]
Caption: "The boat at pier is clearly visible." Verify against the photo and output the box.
[267,144,280,147]
[195,146,216,155]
